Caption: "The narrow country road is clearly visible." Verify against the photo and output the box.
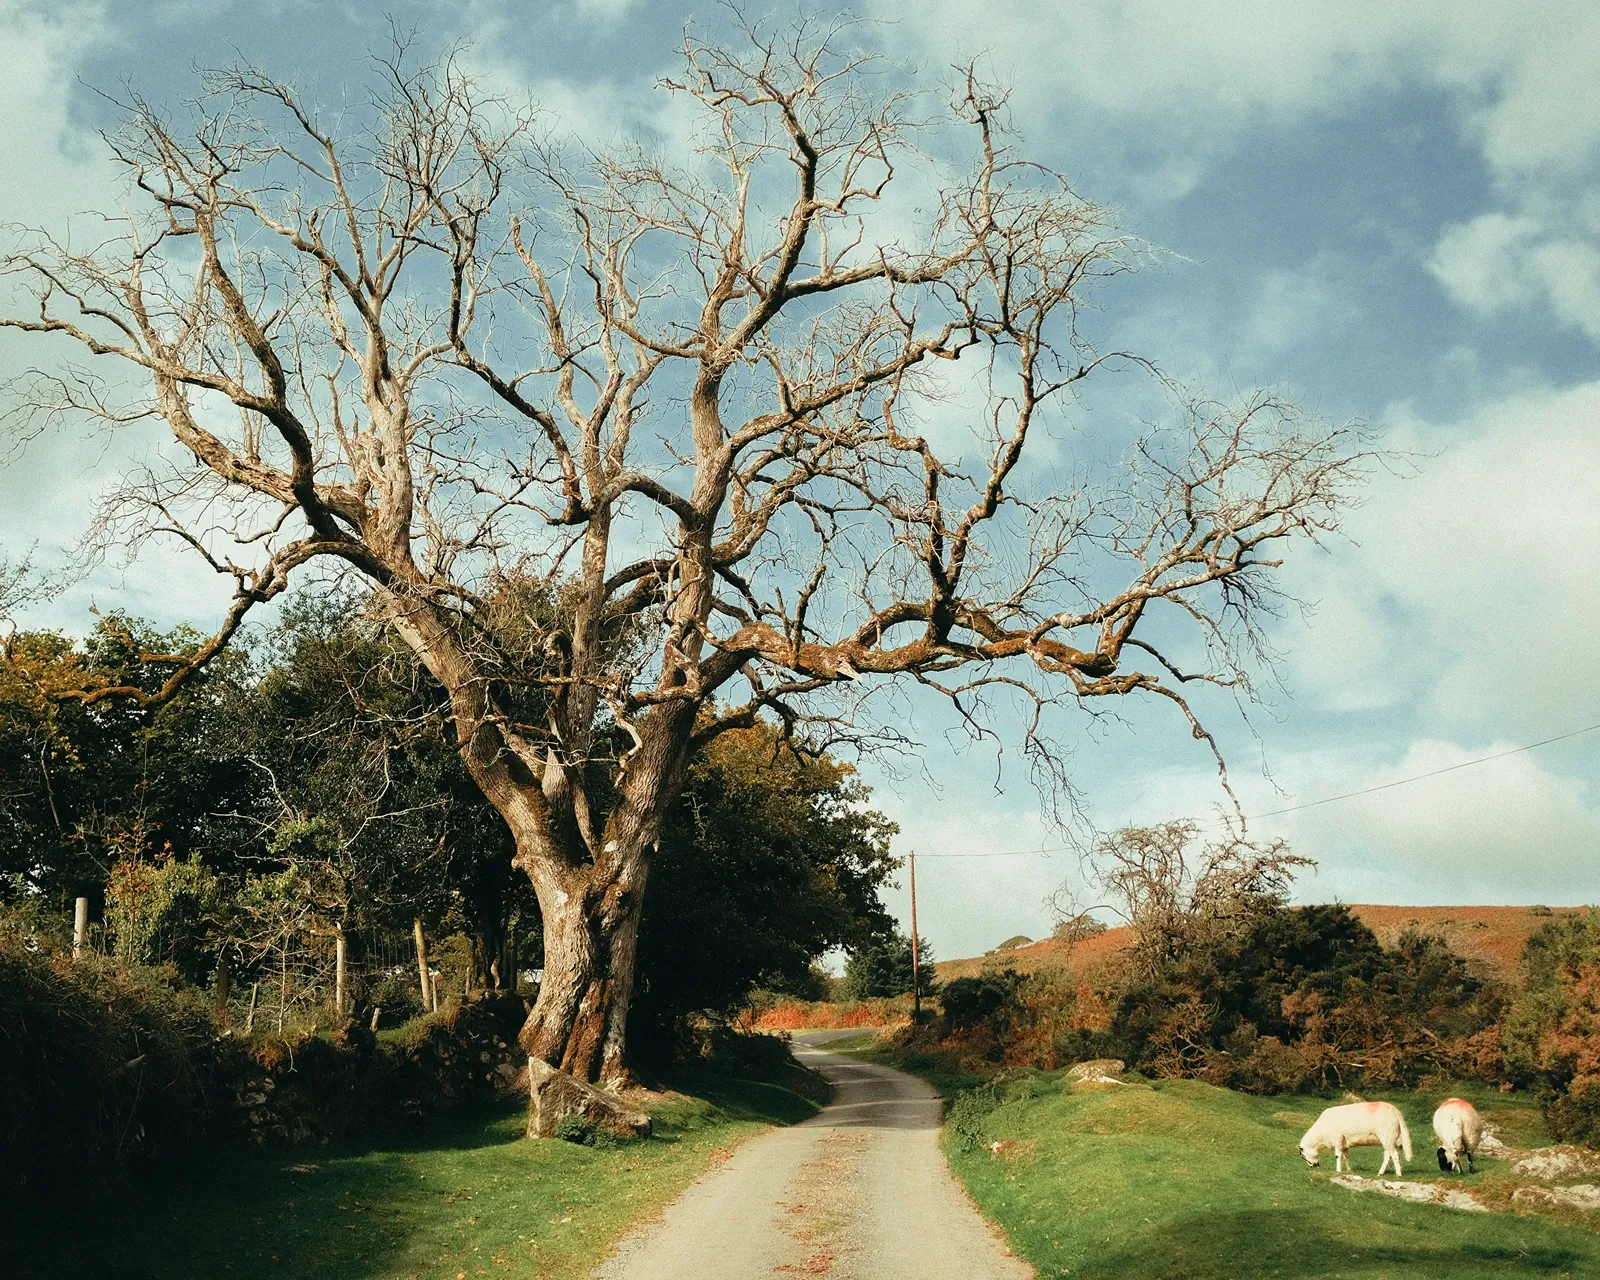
[595,1030,1033,1280]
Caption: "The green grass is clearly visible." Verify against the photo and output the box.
[12,1071,819,1280]
[836,1036,1600,1280]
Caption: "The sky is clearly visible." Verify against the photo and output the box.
[1,0,1597,961]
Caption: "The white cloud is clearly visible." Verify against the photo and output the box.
[1528,238,1600,341]
[0,0,113,226]
[1243,253,1360,359]
[1283,379,1600,735]
[1274,740,1600,905]
[1425,213,1544,316]
[867,2,1594,175]
[1463,21,1600,184]
[1093,737,1600,909]
[871,2,1600,342]
[872,791,1073,958]
[571,0,638,17]
[1429,212,1600,342]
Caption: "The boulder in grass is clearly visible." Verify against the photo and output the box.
[1066,1058,1126,1085]
[526,1057,652,1140]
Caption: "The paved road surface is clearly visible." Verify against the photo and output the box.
[595,1030,1033,1279]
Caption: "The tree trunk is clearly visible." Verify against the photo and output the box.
[517,851,650,1091]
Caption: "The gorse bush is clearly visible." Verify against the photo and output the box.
[941,972,1026,1032]
[917,899,1514,1101]
[1103,906,1505,1091]
[1505,912,1600,1143]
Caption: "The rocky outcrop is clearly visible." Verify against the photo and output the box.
[1514,1146,1600,1180]
[1513,1184,1600,1212]
[526,1057,652,1139]
[1066,1058,1127,1086]
[1331,1173,1487,1212]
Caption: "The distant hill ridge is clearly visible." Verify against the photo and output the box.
[934,904,1592,984]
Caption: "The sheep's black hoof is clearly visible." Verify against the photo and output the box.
[1437,1148,1451,1172]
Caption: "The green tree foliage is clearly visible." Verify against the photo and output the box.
[843,930,936,1000]
[103,853,223,984]
[221,594,522,952]
[630,722,899,1055]
[3,601,904,1049]
[0,618,253,907]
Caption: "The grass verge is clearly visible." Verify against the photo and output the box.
[10,1070,820,1280]
[837,1035,1600,1280]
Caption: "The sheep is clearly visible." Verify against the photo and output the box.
[1299,1101,1413,1176]
[1433,1098,1483,1173]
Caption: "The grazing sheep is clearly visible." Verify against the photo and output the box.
[1433,1098,1483,1173]
[1299,1101,1413,1176]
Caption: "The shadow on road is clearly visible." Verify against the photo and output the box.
[793,1040,941,1133]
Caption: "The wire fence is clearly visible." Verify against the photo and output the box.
[10,904,535,1038]
[218,926,534,1035]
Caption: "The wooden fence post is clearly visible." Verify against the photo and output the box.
[278,935,289,1034]
[213,948,231,1026]
[72,897,88,960]
[334,930,348,1018]
[413,918,433,1012]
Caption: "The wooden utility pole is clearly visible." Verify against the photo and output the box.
[72,897,88,960]
[909,850,920,1024]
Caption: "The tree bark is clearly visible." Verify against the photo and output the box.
[517,849,650,1087]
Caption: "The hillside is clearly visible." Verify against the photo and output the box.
[936,904,1592,984]
[933,924,1133,983]
[1349,905,1589,978]
[834,1037,1600,1280]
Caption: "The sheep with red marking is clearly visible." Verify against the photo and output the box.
[1433,1098,1483,1173]
[1298,1101,1413,1176]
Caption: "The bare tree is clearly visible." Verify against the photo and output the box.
[0,20,1365,1114]
[1091,820,1314,982]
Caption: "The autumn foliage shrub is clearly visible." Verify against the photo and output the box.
[920,903,1508,1095]
[750,995,907,1030]
[1505,914,1600,1144]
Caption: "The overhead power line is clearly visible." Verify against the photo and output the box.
[912,719,1600,859]
[1246,720,1600,820]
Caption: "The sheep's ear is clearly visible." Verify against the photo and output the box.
[1436,1148,1450,1172]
